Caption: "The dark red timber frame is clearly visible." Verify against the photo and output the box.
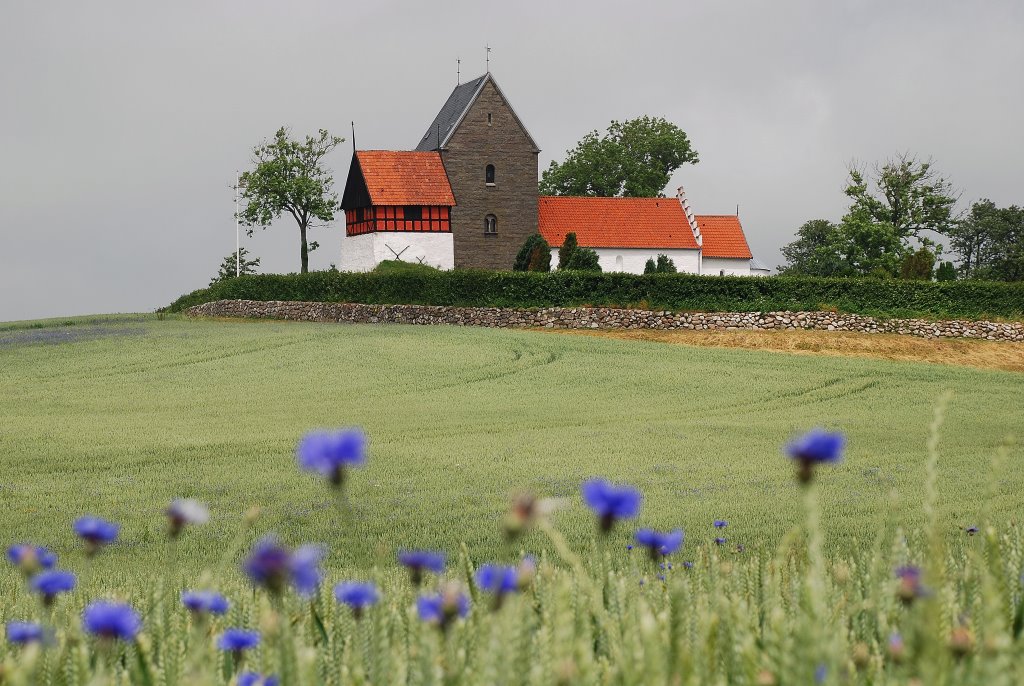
[344,206,451,236]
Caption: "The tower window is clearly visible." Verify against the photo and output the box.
[487,112,492,125]
[484,214,497,235]
[485,164,495,185]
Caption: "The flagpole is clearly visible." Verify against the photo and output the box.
[235,171,240,277]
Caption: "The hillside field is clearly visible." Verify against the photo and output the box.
[1,315,1022,582]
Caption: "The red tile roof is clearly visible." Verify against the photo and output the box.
[355,151,455,206]
[537,196,700,250]
[696,215,752,259]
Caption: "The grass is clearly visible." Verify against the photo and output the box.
[1,316,1021,580]
[546,327,1024,373]
[2,316,1024,684]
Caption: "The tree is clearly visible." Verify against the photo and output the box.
[844,153,958,244]
[238,127,344,273]
[778,219,854,277]
[558,232,579,270]
[948,200,1024,281]
[513,234,552,272]
[645,254,677,274]
[899,246,936,280]
[539,116,699,197]
[935,261,956,282]
[564,247,601,272]
[210,247,260,286]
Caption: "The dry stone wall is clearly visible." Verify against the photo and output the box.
[187,300,1024,342]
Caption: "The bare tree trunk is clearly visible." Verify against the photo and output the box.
[300,223,309,273]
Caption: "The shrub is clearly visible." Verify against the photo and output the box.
[372,260,438,275]
[936,261,957,282]
[900,247,936,281]
[513,234,552,272]
[164,270,1024,321]
[557,232,578,270]
[644,258,657,274]
[564,247,601,272]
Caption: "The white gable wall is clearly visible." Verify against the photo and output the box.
[702,257,751,276]
[339,232,454,272]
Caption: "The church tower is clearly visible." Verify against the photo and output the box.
[415,73,540,270]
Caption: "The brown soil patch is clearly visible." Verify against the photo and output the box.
[537,328,1024,373]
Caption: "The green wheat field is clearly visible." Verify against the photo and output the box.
[1,315,1023,684]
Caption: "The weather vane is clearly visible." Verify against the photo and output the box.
[486,44,491,73]
[457,57,460,85]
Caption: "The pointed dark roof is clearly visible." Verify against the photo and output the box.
[413,73,539,152]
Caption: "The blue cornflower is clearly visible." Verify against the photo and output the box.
[218,628,261,652]
[714,537,727,546]
[657,574,666,582]
[626,544,633,551]
[786,429,845,484]
[82,602,141,641]
[181,591,230,616]
[397,549,446,586]
[30,569,76,606]
[7,544,57,576]
[417,584,470,632]
[475,564,518,609]
[635,529,684,560]
[682,561,694,569]
[242,536,324,597]
[73,516,119,555]
[238,673,280,686]
[581,479,642,533]
[896,565,929,604]
[713,520,728,529]
[334,582,379,619]
[6,621,45,644]
[814,663,828,684]
[965,526,979,535]
[297,428,367,486]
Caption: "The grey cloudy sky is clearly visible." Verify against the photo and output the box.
[2,0,1022,322]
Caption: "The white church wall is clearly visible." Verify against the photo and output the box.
[339,232,454,272]
[562,248,701,275]
[701,257,751,276]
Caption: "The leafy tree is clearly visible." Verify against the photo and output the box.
[837,209,903,277]
[540,116,699,197]
[778,219,854,277]
[899,246,936,280]
[513,234,552,272]
[564,247,602,272]
[558,232,579,270]
[239,127,344,273]
[948,200,1024,281]
[844,153,958,243]
[210,247,260,286]
[935,261,957,282]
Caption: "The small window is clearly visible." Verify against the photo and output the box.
[487,112,492,126]
[484,214,497,234]
[403,206,422,222]
[719,269,725,276]
[615,255,623,271]
[485,164,495,185]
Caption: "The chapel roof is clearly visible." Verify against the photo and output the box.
[537,196,700,250]
[696,215,753,259]
[350,150,455,206]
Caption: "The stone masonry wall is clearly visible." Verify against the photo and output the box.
[443,80,539,270]
[187,300,1024,342]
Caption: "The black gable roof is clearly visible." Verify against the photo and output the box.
[414,74,488,151]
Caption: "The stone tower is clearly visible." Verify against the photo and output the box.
[415,74,540,270]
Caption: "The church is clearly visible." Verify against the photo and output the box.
[339,73,762,276]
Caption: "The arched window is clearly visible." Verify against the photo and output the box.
[484,214,497,234]
[485,164,495,185]
[615,255,624,271]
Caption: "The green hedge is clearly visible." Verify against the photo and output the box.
[165,270,1024,321]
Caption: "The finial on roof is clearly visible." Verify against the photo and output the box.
[486,44,491,73]
[456,57,460,85]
